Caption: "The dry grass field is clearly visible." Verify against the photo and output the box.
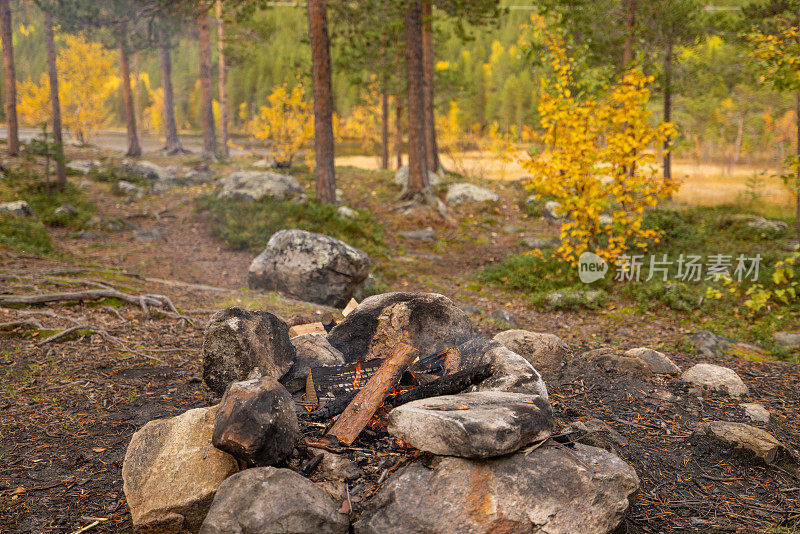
[336,152,795,216]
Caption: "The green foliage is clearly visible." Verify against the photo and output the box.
[17,181,94,229]
[195,195,385,256]
[0,215,54,255]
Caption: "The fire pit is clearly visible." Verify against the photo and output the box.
[123,292,640,534]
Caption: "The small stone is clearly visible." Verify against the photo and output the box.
[493,330,567,378]
[202,307,296,396]
[399,227,436,242]
[502,225,518,234]
[774,332,800,350]
[0,200,35,217]
[682,363,748,398]
[563,419,628,455]
[747,217,788,233]
[388,390,553,458]
[521,236,547,248]
[624,347,680,375]
[337,206,356,218]
[199,467,349,534]
[458,304,480,315]
[581,348,653,378]
[445,183,498,205]
[740,403,770,424]
[318,451,365,481]
[490,309,519,328]
[212,377,300,467]
[66,160,100,174]
[112,180,143,198]
[53,203,78,217]
[695,421,786,465]
[691,330,726,357]
[250,158,276,169]
[544,200,562,221]
[120,159,172,181]
[123,407,238,533]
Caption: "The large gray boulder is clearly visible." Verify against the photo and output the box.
[202,307,296,396]
[122,406,239,534]
[248,229,370,308]
[212,377,300,467]
[355,444,639,534]
[0,200,35,217]
[445,183,498,205]
[493,330,567,378]
[387,390,553,458]
[682,363,748,398]
[199,467,349,534]
[120,159,172,182]
[219,171,305,202]
[326,292,474,362]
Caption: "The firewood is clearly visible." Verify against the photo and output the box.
[442,347,462,375]
[385,363,493,408]
[326,342,419,445]
[342,298,359,317]
[288,322,326,338]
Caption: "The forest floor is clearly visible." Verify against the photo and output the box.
[0,145,799,533]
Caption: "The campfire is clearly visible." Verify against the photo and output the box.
[297,339,492,450]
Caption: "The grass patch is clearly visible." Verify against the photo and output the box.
[87,166,149,186]
[195,194,385,256]
[0,215,54,255]
[480,205,800,358]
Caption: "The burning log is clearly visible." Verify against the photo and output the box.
[326,342,419,446]
[384,363,492,408]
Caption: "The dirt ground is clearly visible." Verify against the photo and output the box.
[1,150,798,533]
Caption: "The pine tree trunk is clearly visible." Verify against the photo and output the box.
[796,90,800,244]
[307,0,336,204]
[198,9,217,160]
[132,52,141,130]
[380,85,389,170]
[216,0,229,157]
[158,26,184,154]
[396,99,403,169]
[118,36,142,158]
[663,37,672,181]
[623,0,637,66]
[1,0,18,156]
[43,9,66,187]
[402,0,430,199]
[422,0,440,172]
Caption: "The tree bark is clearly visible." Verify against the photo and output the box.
[395,98,403,169]
[307,0,336,204]
[380,84,389,169]
[663,36,672,181]
[132,52,142,130]
[1,0,18,156]
[796,90,800,244]
[158,26,185,155]
[118,35,142,158]
[422,0,440,172]
[198,8,217,159]
[623,0,637,67]
[216,0,229,157]
[402,0,430,199]
[43,9,66,187]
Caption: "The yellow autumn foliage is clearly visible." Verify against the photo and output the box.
[244,83,314,167]
[521,16,677,266]
[18,34,118,144]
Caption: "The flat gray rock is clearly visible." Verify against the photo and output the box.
[740,403,770,424]
[327,292,474,362]
[400,227,436,242]
[355,444,639,534]
[747,217,788,233]
[112,180,143,198]
[123,407,239,534]
[490,309,519,328]
[624,347,680,375]
[445,183,498,204]
[66,160,100,174]
[388,390,553,458]
[202,307,296,396]
[120,159,172,182]
[682,363,748,397]
[493,330,567,377]
[248,229,370,308]
[199,467,349,534]
[695,421,786,464]
[774,331,800,350]
[219,170,305,201]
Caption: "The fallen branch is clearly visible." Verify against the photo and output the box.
[327,342,419,446]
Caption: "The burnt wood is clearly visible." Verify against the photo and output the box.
[326,342,419,446]
[385,363,493,409]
